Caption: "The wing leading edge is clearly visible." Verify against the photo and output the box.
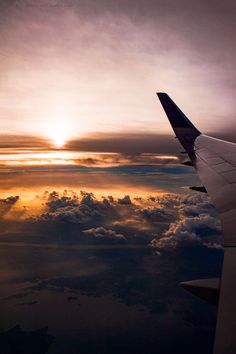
[157,92,236,354]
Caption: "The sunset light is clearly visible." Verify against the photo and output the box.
[0,1,234,353]
[52,133,67,149]
[43,119,74,149]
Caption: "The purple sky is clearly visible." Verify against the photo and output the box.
[0,0,236,148]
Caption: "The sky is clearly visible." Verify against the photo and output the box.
[0,0,235,198]
[0,0,236,149]
[0,1,233,353]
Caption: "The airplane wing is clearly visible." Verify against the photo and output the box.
[157,92,236,354]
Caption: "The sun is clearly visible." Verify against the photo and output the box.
[52,134,67,148]
[43,120,73,149]
[50,128,68,148]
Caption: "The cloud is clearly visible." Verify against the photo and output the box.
[40,191,113,224]
[0,195,20,218]
[74,152,180,167]
[65,134,180,154]
[0,190,223,250]
[45,191,79,211]
[0,195,19,206]
[138,207,172,222]
[36,190,173,235]
[0,135,50,149]
[150,194,223,249]
[83,227,126,242]
[180,194,217,217]
[117,195,132,205]
[0,133,181,169]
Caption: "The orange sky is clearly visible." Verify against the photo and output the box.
[0,0,233,206]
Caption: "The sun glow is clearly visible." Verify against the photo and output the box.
[50,122,72,148]
[38,96,79,148]
[43,119,74,148]
[52,134,67,149]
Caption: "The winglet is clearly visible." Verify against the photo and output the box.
[157,93,200,132]
[157,92,201,158]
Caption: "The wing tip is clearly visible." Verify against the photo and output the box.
[156,91,201,156]
[156,91,201,133]
[156,92,168,98]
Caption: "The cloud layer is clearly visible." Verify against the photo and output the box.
[150,194,222,249]
[0,190,223,249]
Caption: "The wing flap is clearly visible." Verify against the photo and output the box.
[213,248,236,354]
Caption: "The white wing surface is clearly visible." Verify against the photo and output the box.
[157,92,236,354]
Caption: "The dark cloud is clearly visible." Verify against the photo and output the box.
[0,195,19,206]
[0,195,19,218]
[35,190,162,237]
[0,135,50,149]
[40,191,110,224]
[150,194,223,249]
[66,134,180,154]
[0,133,180,153]
[0,133,234,156]
[45,191,79,211]
[0,190,223,250]
[74,152,180,167]
[138,207,172,222]
[117,195,132,205]
[180,194,217,217]
[83,227,126,242]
